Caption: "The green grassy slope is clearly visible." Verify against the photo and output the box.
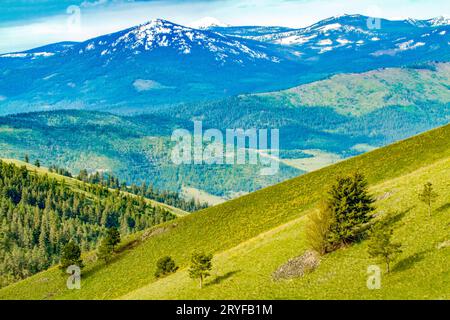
[256,62,450,116]
[124,157,450,299]
[1,124,449,300]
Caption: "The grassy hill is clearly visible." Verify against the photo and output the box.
[256,62,450,116]
[1,124,449,300]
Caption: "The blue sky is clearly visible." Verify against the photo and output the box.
[0,0,449,53]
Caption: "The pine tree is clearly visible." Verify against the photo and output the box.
[105,227,121,252]
[188,252,213,289]
[34,160,41,168]
[368,222,402,273]
[24,154,29,163]
[97,238,113,264]
[327,173,375,247]
[418,182,438,217]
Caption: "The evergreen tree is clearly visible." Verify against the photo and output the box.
[97,238,113,264]
[105,227,121,251]
[368,222,402,273]
[34,159,41,168]
[188,252,213,289]
[327,173,375,247]
[418,182,438,217]
[24,154,29,163]
[60,241,83,271]
[155,256,179,278]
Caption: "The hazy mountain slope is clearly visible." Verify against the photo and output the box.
[1,63,449,198]
[155,63,450,149]
[255,62,450,116]
[0,110,302,199]
[1,124,448,300]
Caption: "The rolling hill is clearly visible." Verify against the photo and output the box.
[1,123,448,300]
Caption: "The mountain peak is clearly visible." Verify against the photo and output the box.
[75,18,280,64]
[190,17,230,30]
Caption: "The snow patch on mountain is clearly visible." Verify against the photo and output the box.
[0,52,54,58]
[336,38,352,45]
[276,34,317,45]
[427,16,450,27]
[317,23,342,33]
[317,39,333,46]
[371,40,426,56]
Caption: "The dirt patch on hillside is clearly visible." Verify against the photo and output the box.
[273,250,320,281]
[141,223,178,241]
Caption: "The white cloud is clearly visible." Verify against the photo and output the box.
[133,79,171,92]
[81,0,109,8]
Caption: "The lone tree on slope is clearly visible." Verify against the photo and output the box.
[418,182,438,217]
[97,238,113,264]
[367,222,402,273]
[189,252,213,289]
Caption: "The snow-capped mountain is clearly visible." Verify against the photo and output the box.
[190,17,230,30]
[1,19,284,66]
[0,19,304,115]
[0,15,449,115]
[209,14,450,64]
[76,19,282,64]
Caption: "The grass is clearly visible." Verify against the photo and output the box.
[123,157,450,299]
[0,124,449,300]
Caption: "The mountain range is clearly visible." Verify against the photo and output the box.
[0,14,449,115]
[0,14,449,201]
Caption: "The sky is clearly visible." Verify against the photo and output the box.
[0,0,449,54]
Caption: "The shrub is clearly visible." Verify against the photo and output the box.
[155,256,179,278]
[306,202,334,255]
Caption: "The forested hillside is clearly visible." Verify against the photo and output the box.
[1,124,448,300]
[0,160,176,288]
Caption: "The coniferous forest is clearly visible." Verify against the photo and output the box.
[0,160,176,288]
